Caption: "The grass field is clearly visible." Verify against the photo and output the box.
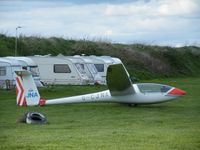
[0,77,200,150]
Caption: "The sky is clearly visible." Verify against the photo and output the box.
[0,0,200,47]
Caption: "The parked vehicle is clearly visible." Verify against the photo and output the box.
[73,56,104,85]
[89,56,125,84]
[6,57,43,87]
[0,57,22,89]
[29,56,90,85]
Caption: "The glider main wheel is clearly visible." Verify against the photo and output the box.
[128,104,138,107]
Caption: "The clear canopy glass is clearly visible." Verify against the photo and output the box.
[137,83,173,93]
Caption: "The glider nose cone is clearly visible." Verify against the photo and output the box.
[168,88,186,96]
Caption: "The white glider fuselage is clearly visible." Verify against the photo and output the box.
[45,84,183,105]
[15,64,186,107]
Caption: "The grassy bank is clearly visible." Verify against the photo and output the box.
[0,77,199,150]
[0,34,200,79]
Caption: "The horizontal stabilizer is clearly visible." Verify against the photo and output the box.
[15,70,32,76]
[106,64,135,96]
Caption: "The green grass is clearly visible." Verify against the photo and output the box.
[0,77,200,150]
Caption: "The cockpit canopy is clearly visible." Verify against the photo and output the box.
[137,83,173,93]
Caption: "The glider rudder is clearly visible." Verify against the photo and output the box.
[15,71,43,106]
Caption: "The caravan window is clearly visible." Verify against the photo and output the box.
[94,64,104,72]
[54,64,71,73]
[0,67,6,76]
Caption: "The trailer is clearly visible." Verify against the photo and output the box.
[57,55,96,84]
[88,56,124,84]
[88,56,114,84]
[6,57,43,87]
[73,56,104,85]
[0,57,22,89]
[29,56,89,85]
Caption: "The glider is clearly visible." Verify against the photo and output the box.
[15,64,186,107]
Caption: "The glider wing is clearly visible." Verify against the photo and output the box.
[106,64,135,96]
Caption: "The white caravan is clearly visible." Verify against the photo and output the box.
[87,56,107,84]
[29,56,89,85]
[6,57,43,87]
[57,56,94,84]
[89,56,123,84]
[74,56,104,85]
[110,57,123,64]
[0,57,22,89]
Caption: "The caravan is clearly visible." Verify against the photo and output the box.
[89,56,114,84]
[6,57,43,87]
[73,56,103,85]
[87,56,107,84]
[29,56,89,85]
[57,56,96,84]
[89,56,124,84]
[0,57,22,89]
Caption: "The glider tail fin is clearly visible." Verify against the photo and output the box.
[15,71,43,106]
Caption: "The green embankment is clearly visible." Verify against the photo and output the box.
[0,34,200,79]
[0,77,200,150]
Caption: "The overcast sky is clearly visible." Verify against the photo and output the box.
[0,0,200,46]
